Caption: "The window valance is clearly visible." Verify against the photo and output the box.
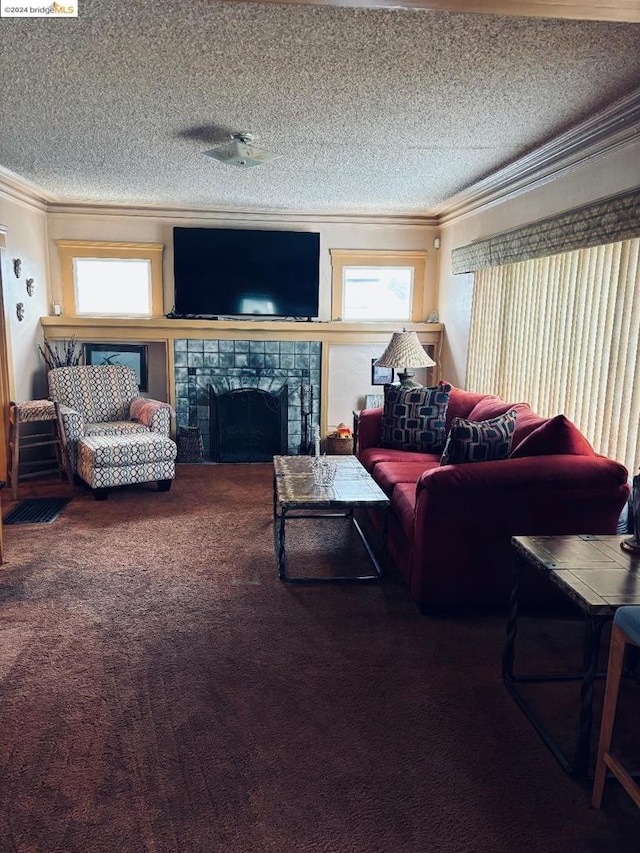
[451,187,640,274]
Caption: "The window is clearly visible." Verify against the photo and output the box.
[343,266,413,321]
[330,250,426,322]
[466,238,640,473]
[56,241,164,317]
[73,258,152,316]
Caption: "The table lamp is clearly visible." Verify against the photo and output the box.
[374,329,435,388]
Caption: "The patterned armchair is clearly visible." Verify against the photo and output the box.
[48,365,172,473]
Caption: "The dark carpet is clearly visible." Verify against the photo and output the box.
[0,464,638,853]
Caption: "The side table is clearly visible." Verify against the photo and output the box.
[502,534,640,778]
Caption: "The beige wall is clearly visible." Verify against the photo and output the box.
[46,210,439,424]
[46,213,439,322]
[0,193,50,401]
[328,343,436,428]
[438,141,640,387]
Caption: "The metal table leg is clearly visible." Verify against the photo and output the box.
[276,506,387,584]
[502,552,610,779]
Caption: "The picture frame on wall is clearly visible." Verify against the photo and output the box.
[371,359,393,386]
[84,343,148,391]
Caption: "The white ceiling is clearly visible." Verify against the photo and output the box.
[0,0,639,215]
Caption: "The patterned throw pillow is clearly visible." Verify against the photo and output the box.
[440,409,517,465]
[380,383,451,453]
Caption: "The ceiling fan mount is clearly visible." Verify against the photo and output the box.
[203,131,281,169]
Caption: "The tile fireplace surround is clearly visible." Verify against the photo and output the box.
[174,338,321,458]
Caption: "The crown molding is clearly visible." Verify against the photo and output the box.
[435,89,640,225]
[0,165,55,212]
[236,1,640,23]
[44,200,438,227]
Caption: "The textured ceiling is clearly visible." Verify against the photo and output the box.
[0,0,639,214]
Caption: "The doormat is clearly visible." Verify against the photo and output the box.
[3,497,70,525]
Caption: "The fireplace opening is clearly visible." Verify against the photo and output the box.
[210,385,288,462]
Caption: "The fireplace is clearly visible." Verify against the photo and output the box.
[210,385,288,462]
[174,338,321,460]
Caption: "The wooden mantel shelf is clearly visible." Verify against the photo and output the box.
[41,316,443,344]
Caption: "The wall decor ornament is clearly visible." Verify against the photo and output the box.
[26,278,35,296]
[13,258,22,278]
[16,303,25,321]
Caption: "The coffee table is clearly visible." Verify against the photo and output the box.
[273,455,389,583]
[502,534,640,778]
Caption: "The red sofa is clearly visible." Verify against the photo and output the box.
[357,386,630,612]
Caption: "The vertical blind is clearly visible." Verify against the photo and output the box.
[466,238,640,473]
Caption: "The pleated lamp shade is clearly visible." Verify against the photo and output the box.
[375,330,435,387]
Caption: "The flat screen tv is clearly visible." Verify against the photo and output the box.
[172,227,320,319]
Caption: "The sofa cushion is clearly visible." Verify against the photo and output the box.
[510,414,595,458]
[359,446,441,475]
[85,421,149,437]
[441,409,517,465]
[380,383,451,453]
[445,385,492,428]
[511,409,548,450]
[390,482,418,544]
[373,460,440,496]
[468,397,527,421]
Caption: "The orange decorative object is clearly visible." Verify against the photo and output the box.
[336,422,352,439]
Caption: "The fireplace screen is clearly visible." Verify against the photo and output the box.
[210,386,288,462]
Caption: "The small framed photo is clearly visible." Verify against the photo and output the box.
[84,343,148,391]
[364,393,384,410]
[371,359,393,386]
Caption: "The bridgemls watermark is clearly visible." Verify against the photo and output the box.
[1,1,77,15]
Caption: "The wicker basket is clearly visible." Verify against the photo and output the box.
[325,435,354,455]
[177,426,204,463]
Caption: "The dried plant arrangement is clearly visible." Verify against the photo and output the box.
[38,336,83,370]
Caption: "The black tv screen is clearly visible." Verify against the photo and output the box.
[172,227,320,318]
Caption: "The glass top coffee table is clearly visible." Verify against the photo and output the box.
[273,455,389,583]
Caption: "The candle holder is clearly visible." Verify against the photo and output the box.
[299,383,313,455]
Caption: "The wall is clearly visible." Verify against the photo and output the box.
[46,210,439,427]
[328,343,437,427]
[46,212,439,321]
[438,141,640,387]
[0,192,50,400]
